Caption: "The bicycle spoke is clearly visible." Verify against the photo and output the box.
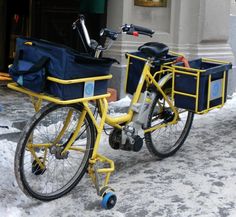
[145,87,194,158]
[15,104,95,200]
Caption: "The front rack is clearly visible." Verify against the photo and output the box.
[8,74,112,105]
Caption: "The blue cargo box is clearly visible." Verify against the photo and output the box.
[173,58,232,113]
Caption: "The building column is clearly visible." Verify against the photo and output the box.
[230,0,236,95]
[171,0,235,95]
[230,0,236,57]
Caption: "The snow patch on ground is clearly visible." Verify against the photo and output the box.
[1,96,236,216]
[0,126,20,134]
[0,118,20,134]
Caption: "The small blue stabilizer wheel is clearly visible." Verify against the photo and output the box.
[101,192,117,209]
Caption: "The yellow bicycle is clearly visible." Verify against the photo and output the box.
[10,16,196,209]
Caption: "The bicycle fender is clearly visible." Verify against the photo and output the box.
[157,73,172,88]
[143,73,173,130]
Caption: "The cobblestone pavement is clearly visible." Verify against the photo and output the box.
[0,85,36,124]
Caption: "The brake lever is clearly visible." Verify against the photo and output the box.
[72,19,79,29]
[72,15,85,29]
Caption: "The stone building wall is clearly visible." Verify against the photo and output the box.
[230,0,236,58]
[105,0,235,98]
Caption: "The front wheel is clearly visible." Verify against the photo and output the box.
[144,88,194,159]
[14,103,96,201]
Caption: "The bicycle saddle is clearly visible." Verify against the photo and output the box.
[138,42,169,59]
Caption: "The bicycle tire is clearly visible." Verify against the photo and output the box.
[144,87,194,159]
[14,103,96,201]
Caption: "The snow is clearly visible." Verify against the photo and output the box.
[0,125,20,134]
[1,96,236,216]
[109,95,131,108]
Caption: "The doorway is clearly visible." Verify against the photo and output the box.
[0,0,107,72]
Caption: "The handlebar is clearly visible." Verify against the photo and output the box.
[98,24,154,41]
[72,15,92,49]
[72,15,155,56]
[100,28,119,40]
[121,24,155,37]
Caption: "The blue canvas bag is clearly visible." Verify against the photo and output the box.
[10,37,117,99]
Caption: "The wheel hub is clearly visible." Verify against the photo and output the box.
[50,145,69,159]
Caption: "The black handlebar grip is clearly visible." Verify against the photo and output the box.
[131,25,154,35]
[102,28,119,40]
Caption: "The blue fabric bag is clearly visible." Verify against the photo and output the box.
[11,37,117,99]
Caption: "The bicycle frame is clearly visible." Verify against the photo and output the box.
[7,54,180,198]
[78,57,180,194]
[98,55,179,132]
[8,15,232,208]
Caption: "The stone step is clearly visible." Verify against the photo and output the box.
[0,120,26,142]
[12,120,27,131]
[0,131,22,143]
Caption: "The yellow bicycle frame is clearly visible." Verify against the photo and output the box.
[7,53,180,196]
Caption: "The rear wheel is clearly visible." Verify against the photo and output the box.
[14,103,95,201]
[145,87,194,159]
